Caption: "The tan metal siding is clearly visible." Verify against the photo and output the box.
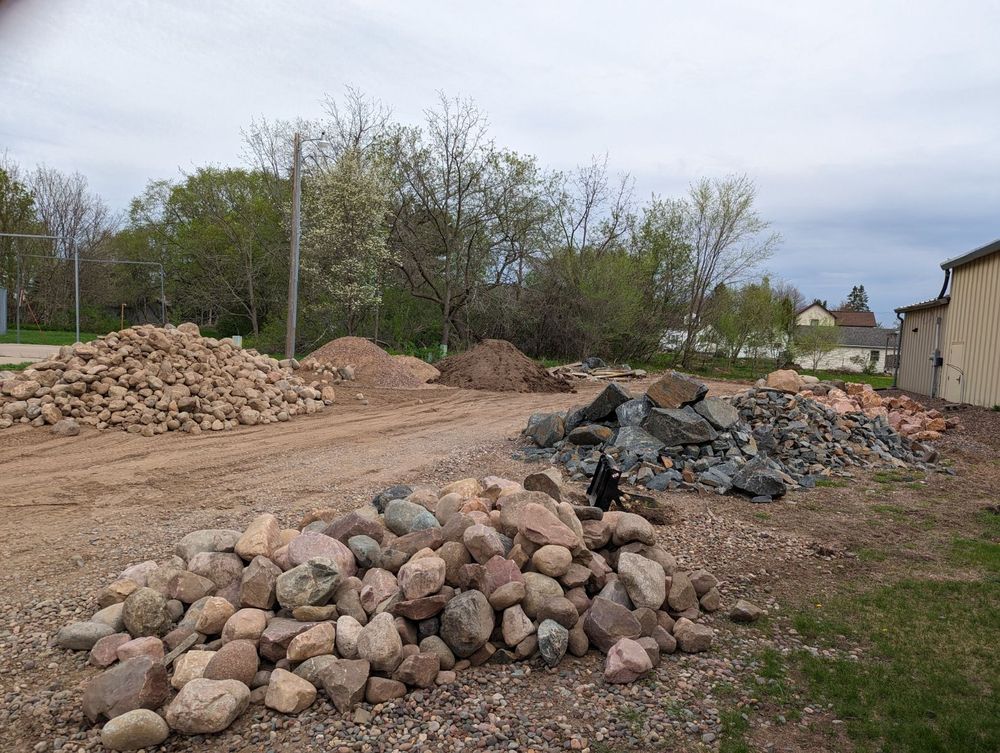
[946,252,1000,407]
[897,304,948,396]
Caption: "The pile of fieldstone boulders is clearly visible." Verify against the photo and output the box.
[0,324,335,435]
[55,472,728,750]
[521,371,930,501]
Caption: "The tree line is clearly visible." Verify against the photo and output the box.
[3,89,810,366]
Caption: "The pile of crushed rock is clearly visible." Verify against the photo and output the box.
[764,369,954,441]
[0,324,334,436]
[521,371,934,501]
[55,471,748,750]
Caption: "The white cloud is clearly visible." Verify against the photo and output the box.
[1,0,997,315]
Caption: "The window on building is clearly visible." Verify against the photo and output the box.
[870,350,880,363]
[810,318,819,326]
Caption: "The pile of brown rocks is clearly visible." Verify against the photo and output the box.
[54,471,723,749]
[0,324,335,435]
[764,369,954,442]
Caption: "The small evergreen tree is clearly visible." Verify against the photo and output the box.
[842,284,870,311]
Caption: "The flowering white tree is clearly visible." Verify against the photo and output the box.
[302,149,393,335]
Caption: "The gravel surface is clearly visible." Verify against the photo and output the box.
[0,377,879,753]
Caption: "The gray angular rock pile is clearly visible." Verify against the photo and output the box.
[55,472,721,748]
[0,324,335,435]
[521,371,927,501]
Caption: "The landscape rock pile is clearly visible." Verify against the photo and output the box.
[764,369,954,442]
[521,371,931,501]
[434,339,573,393]
[0,324,334,435]
[55,471,724,748]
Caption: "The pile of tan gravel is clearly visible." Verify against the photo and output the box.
[55,469,748,748]
[0,324,334,436]
[305,337,426,389]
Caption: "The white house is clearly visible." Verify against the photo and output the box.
[794,304,897,373]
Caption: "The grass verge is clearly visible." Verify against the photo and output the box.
[0,329,100,345]
[792,578,999,752]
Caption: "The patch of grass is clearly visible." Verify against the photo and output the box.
[857,547,888,562]
[950,538,1000,573]
[870,503,908,523]
[719,708,752,753]
[0,329,100,345]
[975,508,1000,539]
[1,361,34,371]
[873,469,925,484]
[815,478,848,488]
[619,705,647,735]
[794,579,1000,752]
[753,511,771,521]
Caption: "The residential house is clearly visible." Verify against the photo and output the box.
[895,239,1000,407]
[793,303,896,373]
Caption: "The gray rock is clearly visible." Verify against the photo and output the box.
[175,530,241,562]
[122,588,170,638]
[347,535,381,569]
[732,455,786,498]
[372,485,413,513]
[384,499,440,535]
[615,397,652,427]
[611,425,665,454]
[536,619,569,667]
[526,413,565,448]
[642,407,718,446]
[694,397,739,429]
[440,590,494,658]
[583,383,632,422]
[56,621,116,650]
[275,558,341,609]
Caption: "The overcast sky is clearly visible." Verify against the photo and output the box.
[2,0,998,319]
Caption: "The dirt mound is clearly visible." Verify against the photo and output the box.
[434,339,573,393]
[306,337,425,389]
[391,354,440,384]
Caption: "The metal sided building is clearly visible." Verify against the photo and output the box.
[895,239,1000,407]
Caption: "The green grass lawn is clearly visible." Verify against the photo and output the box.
[0,329,100,345]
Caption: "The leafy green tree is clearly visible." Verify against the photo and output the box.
[793,322,841,370]
[0,154,38,308]
[127,168,286,335]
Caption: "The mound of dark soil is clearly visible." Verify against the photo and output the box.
[434,339,573,393]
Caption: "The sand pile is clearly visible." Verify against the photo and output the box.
[434,339,573,393]
[391,355,440,384]
[306,337,425,389]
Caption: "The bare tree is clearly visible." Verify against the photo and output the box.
[27,166,118,322]
[678,174,779,366]
[388,94,543,349]
[548,155,633,260]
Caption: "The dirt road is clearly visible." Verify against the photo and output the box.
[0,377,745,574]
